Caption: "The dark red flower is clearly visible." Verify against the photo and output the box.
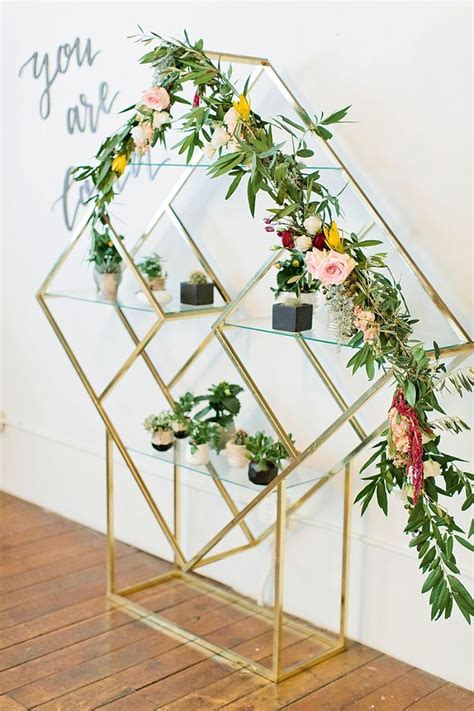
[193,91,200,108]
[263,217,272,224]
[312,231,326,250]
[278,229,294,249]
[265,225,275,232]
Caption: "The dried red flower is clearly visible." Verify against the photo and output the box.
[193,91,200,107]
[265,225,275,232]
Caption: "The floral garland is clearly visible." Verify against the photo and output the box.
[73,31,473,623]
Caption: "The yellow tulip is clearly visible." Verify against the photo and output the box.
[324,221,343,252]
[111,153,128,176]
[233,94,251,122]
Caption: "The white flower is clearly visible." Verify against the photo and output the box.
[211,126,231,147]
[303,214,323,235]
[397,483,414,502]
[224,106,240,133]
[131,125,147,143]
[203,144,217,160]
[227,138,241,153]
[424,459,442,478]
[295,234,313,252]
[152,110,171,128]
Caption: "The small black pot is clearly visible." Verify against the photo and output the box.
[180,282,214,306]
[173,429,188,440]
[248,461,278,486]
[272,303,313,332]
[151,442,174,452]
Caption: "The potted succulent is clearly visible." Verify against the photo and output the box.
[272,296,313,333]
[194,381,243,450]
[90,227,123,301]
[137,253,167,291]
[245,431,290,485]
[225,429,250,469]
[185,419,220,466]
[272,253,319,326]
[143,411,175,452]
[171,392,195,439]
[180,270,214,306]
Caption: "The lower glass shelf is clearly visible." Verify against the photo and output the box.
[127,440,325,492]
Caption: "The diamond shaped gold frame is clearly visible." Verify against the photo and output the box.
[37,49,473,682]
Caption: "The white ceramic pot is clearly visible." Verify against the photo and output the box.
[185,443,210,466]
[136,289,173,307]
[94,269,122,301]
[151,429,175,451]
[226,441,249,469]
[171,419,189,438]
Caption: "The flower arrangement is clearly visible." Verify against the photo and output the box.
[71,30,473,622]
[137,253,167,290]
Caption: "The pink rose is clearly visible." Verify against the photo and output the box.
[305,249,356,286]
[141,87,170,111]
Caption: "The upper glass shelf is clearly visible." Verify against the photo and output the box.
[129,161,343,171]
[128,439,324,492]
[44,288,225,319]
[224,314,461,352]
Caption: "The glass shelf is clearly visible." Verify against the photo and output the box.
[128,440,325,492]
[224,315,461,352]
[129,161,342,172]
[44,288,225,319]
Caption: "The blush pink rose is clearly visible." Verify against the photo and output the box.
[305,249,356,286]
[141,86,170,111]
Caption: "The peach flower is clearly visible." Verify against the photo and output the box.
[141,87,170,111]
[306,249,356,286]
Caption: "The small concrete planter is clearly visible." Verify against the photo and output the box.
[226,442,249,469]
[272,302,313,332]
[185,443,210,466]
[151,429,175,452]
[248,461,278,485]
[180,282,214,306]
[94,269,122,301]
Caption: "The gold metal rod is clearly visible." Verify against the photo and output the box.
[113,306,174,407]
[164,306,225,320]
[167,330,216,390]
[191,539,258,569]
[215,329,298,458]
[106,429,115,595]
[174,441,181,569]
[296,337,366,440]
[275,644,346,682]
[166,206,231,304]
[37,209,92,295]
[206,460,256,544]
[205,50,269,66]
[265,64,471,343]
[273,480,286,679]
[36,296,187,566]
[212,250,282,330]
[428,342,474,359]
[97,318,164,402]
[339,464,352,643]
[116,569,179,597]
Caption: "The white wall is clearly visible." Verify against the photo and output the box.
[1,0,473,689]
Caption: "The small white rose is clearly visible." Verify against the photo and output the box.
[211,126,231,147]
[131,125,147,143]
[203,143,217,160]
[224,106,239,133]
[295,234,313,252]
[152,110,171,128]
[423,458,442,478]
[303,214,323,235]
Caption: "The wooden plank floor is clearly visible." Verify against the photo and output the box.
[0,492,472,710]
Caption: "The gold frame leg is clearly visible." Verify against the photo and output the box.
[106,429,115,595]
